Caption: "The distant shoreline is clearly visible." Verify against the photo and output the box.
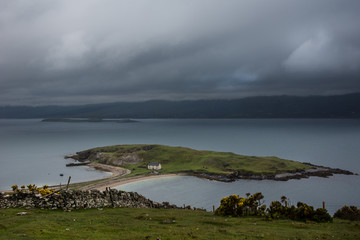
[93,174,184,191]
[1,93,360,119]
[1,161,354,193]
[61,163,356,192]
[41,118,137,123]
[59,162,184,192]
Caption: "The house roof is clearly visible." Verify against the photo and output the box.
[148,162,161,166]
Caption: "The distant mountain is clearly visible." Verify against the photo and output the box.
[1,93,360,119]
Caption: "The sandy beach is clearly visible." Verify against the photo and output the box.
[0,163,180,193]
[76,163,184,191]
[92,174,183,192]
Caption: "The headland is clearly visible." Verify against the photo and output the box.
[63,144,355,190]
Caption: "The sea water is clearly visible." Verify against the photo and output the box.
[1,119,360,214]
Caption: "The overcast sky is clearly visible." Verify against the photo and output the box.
[1,0,359,105]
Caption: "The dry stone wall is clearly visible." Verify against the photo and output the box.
[0,189,182,211]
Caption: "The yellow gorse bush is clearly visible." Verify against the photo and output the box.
[11,184,55,196]
[216,192,265,217]
[216,193,332,222]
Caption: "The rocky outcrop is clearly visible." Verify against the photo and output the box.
[0,189,194,211]
[273,166,355,181]
[94,152,142,166]
[71,145,158,166]
[189,165,355,182]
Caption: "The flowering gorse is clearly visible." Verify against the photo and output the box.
[215,192,265,217]
[216,192,332,223]
[11,184,55,196]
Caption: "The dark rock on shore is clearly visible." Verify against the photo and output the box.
[64,154,79,160]
[190,164,355,182]
[66,161,91,167]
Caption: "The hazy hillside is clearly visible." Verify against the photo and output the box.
[1,93,359,119]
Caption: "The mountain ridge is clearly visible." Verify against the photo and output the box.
[1,93,360,119]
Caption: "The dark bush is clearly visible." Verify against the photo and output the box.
[293,202,315,221]
[215,194,243,216]
[216,193,332,223]
[268,201,285,218]
[313,208,333,223]
[334,206,360,221]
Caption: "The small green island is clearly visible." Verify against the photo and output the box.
[70,144,353,182]
[42,118,137,123]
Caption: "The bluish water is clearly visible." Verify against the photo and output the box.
[1,118,360,214]
[118,174,359,215]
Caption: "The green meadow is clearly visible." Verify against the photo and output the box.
[1,208,359,240]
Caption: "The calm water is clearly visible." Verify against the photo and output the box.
[1,119,360,214]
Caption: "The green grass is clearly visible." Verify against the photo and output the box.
[1,208,359,239]
[86,144,312,177]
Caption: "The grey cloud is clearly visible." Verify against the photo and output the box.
[0,0,359,105]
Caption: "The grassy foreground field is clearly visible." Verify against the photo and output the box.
[1,208,359,240]
[80,144,313,177]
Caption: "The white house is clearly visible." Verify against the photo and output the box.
[147,162,162,170]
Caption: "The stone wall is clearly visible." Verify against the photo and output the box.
[0,189,184,211]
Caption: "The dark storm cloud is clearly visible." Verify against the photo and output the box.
[0,0,359,105]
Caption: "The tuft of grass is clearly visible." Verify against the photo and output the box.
[1,208,359,240]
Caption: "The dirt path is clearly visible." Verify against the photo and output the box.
[76,163,183,191]
[75,163,131,191]
[87,162,131,178]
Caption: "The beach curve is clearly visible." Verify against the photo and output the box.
[74,163,184,191]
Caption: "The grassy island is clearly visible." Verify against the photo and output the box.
[73,144,315,181]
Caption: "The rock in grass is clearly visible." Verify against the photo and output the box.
[16,212,28,216]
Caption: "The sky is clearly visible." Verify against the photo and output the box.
[0,0,360,106]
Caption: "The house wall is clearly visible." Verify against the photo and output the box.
[148,164,162,170]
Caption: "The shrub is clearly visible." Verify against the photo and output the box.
[294,202,315,221]
[216,193,332,222]
[267,200,332,222]
[334,206,360,221]
[313,208,333,223]
[215,194,243,216]
[268,201,295,220]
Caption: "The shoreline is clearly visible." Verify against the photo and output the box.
[87,162,130,178]
[1,161,355,193]
[93,174,185,191]
[74,162,356,191]
[64,163,185,191]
